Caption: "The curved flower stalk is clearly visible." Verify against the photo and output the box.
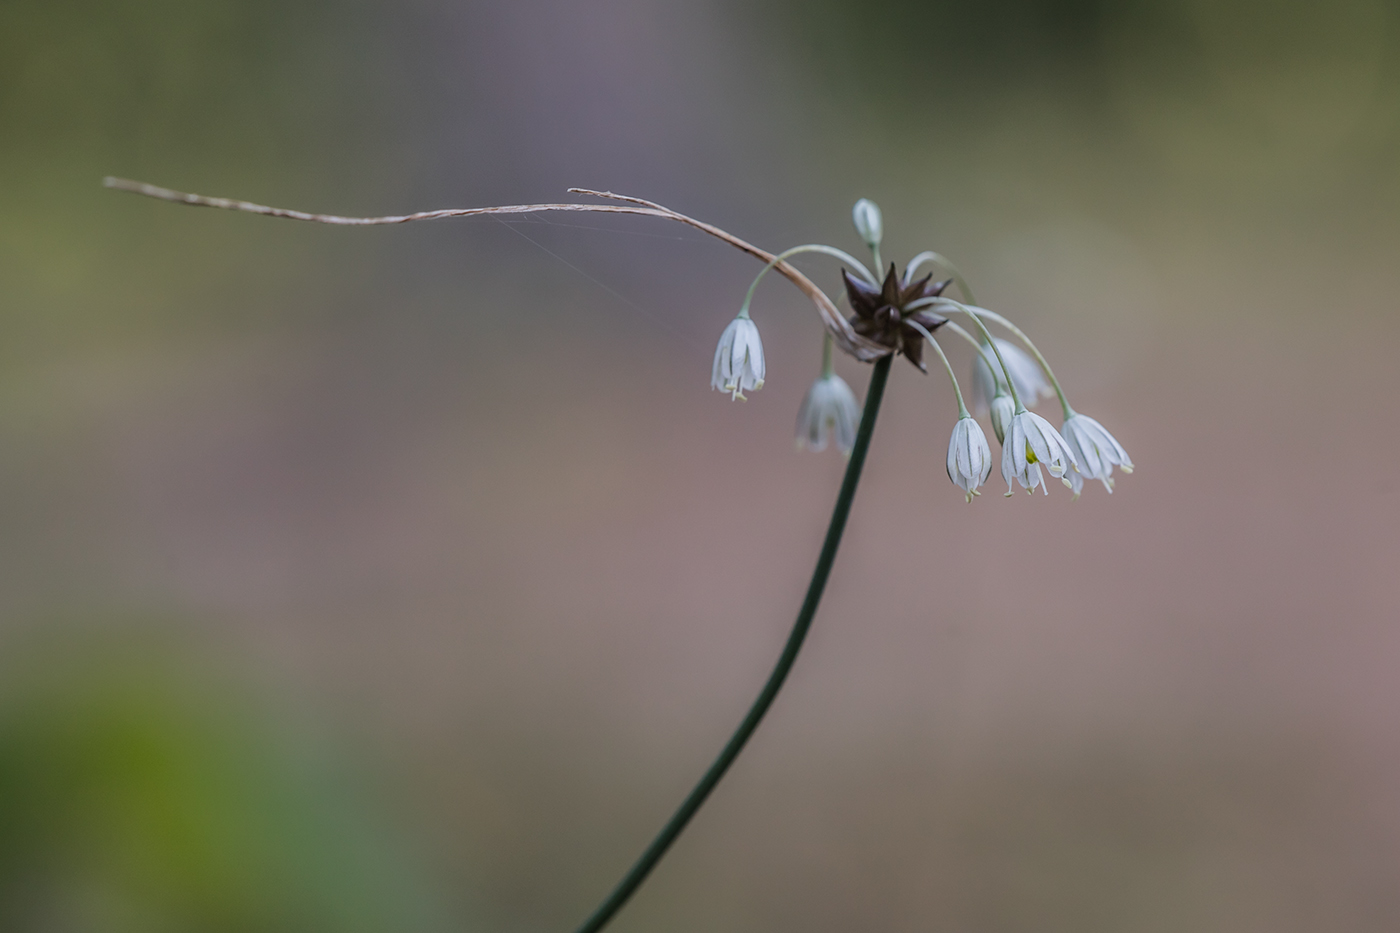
[971,337,1054,413]
[103,179,1134,933]
[989,392,1016,445]
[900,315,989,502]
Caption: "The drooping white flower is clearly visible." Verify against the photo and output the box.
[795,373,861,453]
[711,315,765,400]
[1001,409,1077,496]
[972,338,1053,413]
[946,416,993,502]
[988,392,1016,445]
[1060,413,1133,497]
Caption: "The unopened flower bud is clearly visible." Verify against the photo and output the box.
[989,393,1015,445]
[851,199,882,250]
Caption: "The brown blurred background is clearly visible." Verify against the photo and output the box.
[3,0,1400,930]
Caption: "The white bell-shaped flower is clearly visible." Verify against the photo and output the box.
[972,338,1053,413]
[946,416,993,502]
[795,373,861,454]
[711,315,766,400]
[1001,409,1077,496]
[1060,413,1133,497]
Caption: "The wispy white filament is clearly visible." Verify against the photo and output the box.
[796,373,861,453]
[711,316,766,400]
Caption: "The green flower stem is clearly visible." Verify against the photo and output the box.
[903,319,970,419]
[942,302,1026,413]
[903,298,1029,413]
[571,354,895,933]
[940,321,1001,376]
[821,331,835,378]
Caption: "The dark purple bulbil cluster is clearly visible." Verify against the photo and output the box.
[842,265,951,372]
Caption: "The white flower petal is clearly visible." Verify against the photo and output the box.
[1060,413,1131,495]
[1000,410,1076,494]
[711,319,740,392]
[712,316,765,400]
[1002,417,1021,493]
[946,417,993,501]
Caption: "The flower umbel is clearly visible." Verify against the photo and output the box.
[1060,413,1133,497]
[843,265,949,372]
[1002,409,1077,496]
[711,314,765,400]
[796,372,861,453]
[106,178,1143,933]
[972,337,1053,413]
[947,416,993,502]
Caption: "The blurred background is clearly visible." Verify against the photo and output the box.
[3,0,1400,929]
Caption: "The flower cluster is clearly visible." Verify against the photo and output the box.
[711,199,1131,500]
[967,322,1133,498]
